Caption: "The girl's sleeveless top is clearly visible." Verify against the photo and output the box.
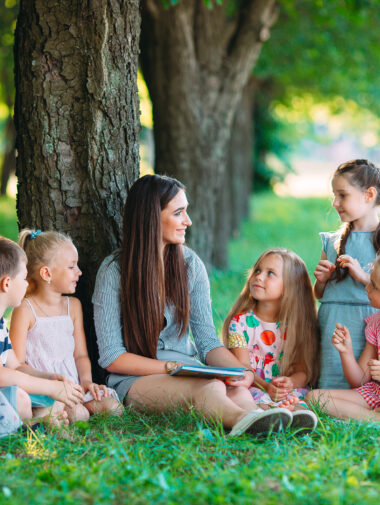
[24,297,80,384]
[318,230,378,389]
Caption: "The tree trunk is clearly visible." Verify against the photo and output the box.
[212,77,256,268]
[14,0,140,379]
[141,0,278,269]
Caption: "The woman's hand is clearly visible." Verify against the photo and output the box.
[82,381,110,401]
[271,376,294,394]
[314,260,335,283]
[226,370,255,388]
[331,323,353,354]
[337,255,369,285]
[368,359,380,382]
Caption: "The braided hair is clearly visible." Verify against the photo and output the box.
[333,159,380,282]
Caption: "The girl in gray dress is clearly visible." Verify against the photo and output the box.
[314,159,380,389]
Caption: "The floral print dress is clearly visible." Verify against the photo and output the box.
[228,310,307,406]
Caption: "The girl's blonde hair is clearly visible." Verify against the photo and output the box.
[222,248,320,386]
[19,229,73,292]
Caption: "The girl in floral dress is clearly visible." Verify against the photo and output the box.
[223,249,320,427]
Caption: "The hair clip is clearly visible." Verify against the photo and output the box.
[30,229,42,240]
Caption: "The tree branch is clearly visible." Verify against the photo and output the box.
[217,0,279,116]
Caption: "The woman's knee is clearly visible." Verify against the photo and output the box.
[16,388,32,420]
[192,378,227,399]
[227,385,252,401]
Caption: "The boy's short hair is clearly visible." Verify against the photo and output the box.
[0,236,27,278]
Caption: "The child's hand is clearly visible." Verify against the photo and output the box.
[337,255,369,285]
[266,381,288,402]
[82,381,109,401]
[271,376,294,393]
[368,359,380,382]
[51,380,84,408]
[314,260,336,283]
[331,323,353,354]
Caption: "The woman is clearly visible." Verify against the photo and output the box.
[92,175,292,436]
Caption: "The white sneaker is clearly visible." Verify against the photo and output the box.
[229,408,293,437]
[290,408,318,431]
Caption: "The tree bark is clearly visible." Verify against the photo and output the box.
[141,0,278,268]
[14,0,140,379]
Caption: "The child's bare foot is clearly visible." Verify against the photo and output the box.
[85,397,123,416]
[278,395,300,411]
[32,402,69,427]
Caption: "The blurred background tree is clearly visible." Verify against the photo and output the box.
[252,0,380,190]
[0,0,18,195]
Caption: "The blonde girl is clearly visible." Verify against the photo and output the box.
[314,159,380,389]
[10,229,122,422]
[307,256,380,421]
[223,248,320,428]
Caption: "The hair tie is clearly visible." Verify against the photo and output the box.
[30,230,42,240]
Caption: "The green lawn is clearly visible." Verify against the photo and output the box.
[0,194,18,241]
[1,192,379,505]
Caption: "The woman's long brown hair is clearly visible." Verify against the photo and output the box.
[222,249,320,386]
[333,159,380,282]
[120,175,189,358]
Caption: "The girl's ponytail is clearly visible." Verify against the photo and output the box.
[18,228,34,251]
[334,222,353,282]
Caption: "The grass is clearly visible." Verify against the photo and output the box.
[0,194,18,241]
[1,192,379,504]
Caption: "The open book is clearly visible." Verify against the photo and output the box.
[170,364,245,380]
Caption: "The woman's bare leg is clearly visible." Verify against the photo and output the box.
[307,389,380,421]
[127,375,256,429]
[226,385,258,411]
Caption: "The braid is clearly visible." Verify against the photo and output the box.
[333,222,353,282]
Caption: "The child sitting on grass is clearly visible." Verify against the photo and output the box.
[0,235,84,435]
[307,255,380,421]
[10,229,123,423]
[223,248,320,430]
